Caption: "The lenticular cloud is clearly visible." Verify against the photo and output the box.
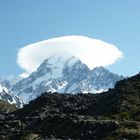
[17,35,123,77]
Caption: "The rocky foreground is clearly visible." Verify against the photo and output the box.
[1,73,140,139]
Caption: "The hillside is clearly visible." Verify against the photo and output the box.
[0,99,17,112]
[0,73,140,139]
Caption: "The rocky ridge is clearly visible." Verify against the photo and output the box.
[12,55,123,103]
[0,73,140,139]
[0,84,24,108]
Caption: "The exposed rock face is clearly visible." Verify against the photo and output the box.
[0,84,24,108]
[12,55,123,103]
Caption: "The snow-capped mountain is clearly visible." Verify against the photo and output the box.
[12,55,124,103]
[0,75,22,89]
[0,84,24,108]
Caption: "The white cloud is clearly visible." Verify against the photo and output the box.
[17,35,123,77]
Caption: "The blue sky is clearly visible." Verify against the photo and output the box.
[0,0,140,76]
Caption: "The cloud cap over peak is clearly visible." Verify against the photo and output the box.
[17,35,123,77]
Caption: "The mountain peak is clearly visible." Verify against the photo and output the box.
[36,54,79,79]
[11,55,123,103]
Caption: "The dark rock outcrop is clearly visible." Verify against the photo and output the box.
[1,73,140,139]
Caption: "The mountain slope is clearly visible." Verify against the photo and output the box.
[0,99,17,112]
[0,75,22,89]
[0,72,140,139]
[15,73,140,119]
[0,84,24,108]
[12,55,123,103]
